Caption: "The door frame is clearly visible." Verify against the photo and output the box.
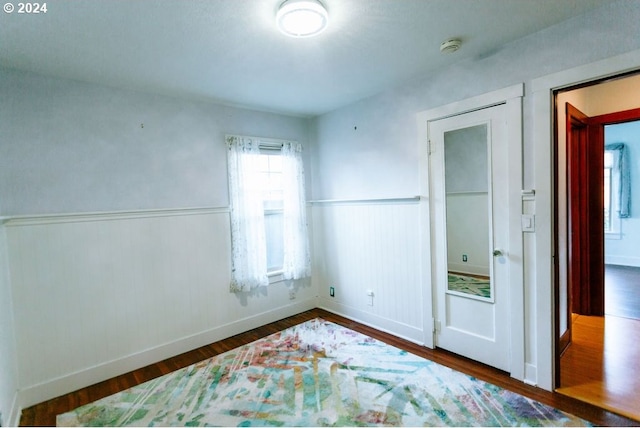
[566,103,606,317]
[417,83,525,381]
[558,104,640,387]
[531,48,640,391]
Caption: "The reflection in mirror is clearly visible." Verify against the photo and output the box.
[444,124,492,300]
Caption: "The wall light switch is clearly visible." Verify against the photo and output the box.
[522,214,535,232]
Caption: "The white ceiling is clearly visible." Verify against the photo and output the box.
[0,0,614,117]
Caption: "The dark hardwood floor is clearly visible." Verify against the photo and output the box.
[20,308,638,426]
[605,264,640,320]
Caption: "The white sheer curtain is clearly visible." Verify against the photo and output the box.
[281,142,311,280]
[226,136,268,292]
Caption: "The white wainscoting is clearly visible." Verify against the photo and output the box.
[0,224,20,428]
[311,198,425,344]
[446,193,490,277]
[5,208,316,408]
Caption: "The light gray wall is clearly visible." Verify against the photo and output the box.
[0,67,311,216]
[310,0,640,201]
[0,226,18,427]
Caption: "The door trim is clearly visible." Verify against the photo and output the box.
[566,103,605,317]
[417,83,524,381]
[531,48,640,391]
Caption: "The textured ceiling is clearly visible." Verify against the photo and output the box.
[0,0,614,117]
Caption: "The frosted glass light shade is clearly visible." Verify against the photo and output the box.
[276,0,328,38]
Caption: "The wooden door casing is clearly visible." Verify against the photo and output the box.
[566,103,605,317]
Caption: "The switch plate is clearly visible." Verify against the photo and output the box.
[522,214,535,232]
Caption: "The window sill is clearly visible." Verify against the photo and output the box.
[605,231,622,240]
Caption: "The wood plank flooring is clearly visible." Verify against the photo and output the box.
[605,264,640,320]
[20,309,638,426]
[558,313,640,422]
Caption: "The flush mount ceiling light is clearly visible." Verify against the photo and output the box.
[276,0,329,38]
[440,38,462,54]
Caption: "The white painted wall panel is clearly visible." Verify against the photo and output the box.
[6,210,316,406]
[312,201,423,342]
[0,225,19,427]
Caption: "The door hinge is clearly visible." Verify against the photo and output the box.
[427,139,433,155]
[432,318,441,333]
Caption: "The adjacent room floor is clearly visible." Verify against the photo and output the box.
[605,264,640,320]
[558,264,640,422]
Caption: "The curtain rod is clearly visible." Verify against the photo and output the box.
[225,134,298,148]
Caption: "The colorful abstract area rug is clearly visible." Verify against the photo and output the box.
[448,273,491,298]
[57,319,590,427]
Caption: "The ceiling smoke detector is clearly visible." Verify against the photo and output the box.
[440,38,462,54]
[276,0,329,38]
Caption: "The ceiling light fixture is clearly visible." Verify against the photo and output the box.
[276,0,328,38]
[440,38,462,54]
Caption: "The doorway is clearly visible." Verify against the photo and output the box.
[554,75,640,421]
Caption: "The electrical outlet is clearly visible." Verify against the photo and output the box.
[329,286,335,297]
[462,254,468,262]
[289,289,296,300]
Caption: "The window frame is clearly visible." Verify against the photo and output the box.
[258,144,286,282]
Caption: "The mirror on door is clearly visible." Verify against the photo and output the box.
[443,124,494,301]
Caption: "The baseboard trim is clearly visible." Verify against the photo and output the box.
[17,298,316,409]
[524,363,538,387]
[317,298,424,345]
[604,256,640,268]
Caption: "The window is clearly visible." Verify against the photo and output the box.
[226,135,311,292]
[604,150,617,233]
[258,151,285,274]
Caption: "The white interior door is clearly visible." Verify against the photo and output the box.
[429,104,511,372]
